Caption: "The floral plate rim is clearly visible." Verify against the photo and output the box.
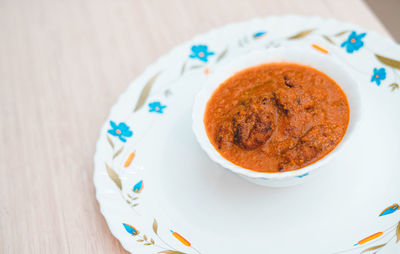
[93,15,400,254]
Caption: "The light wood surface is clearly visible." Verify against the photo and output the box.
[365,0,400,42]
[0,0,391,253]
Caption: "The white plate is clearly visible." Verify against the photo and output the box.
[94,15,400,254]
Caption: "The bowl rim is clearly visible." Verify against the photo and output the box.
[192,46,362,179]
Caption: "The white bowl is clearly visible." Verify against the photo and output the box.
[192,47,362,187]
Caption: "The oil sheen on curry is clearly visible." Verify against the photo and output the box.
[204,63,350,172]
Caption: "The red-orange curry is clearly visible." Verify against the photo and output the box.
[204,63,349,172]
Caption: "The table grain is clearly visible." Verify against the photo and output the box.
[0,0,391,253]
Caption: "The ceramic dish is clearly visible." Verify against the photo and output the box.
[192,47,362,187]
[94,15,400,253]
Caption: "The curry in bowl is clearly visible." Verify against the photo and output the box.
[204,63,349,173]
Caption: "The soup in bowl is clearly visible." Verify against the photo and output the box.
[192,47,362,187]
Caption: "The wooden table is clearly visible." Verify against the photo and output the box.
[0,0,391,253]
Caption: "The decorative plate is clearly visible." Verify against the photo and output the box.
[94,15,400,254]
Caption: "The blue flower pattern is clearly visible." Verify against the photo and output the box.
[108,121,133,142]
[133,180,143,193]
[189,45,214,62]
[253,31,266,38]
[379,204,399,216]
[297,173,309,178]
[341,31,366,53]
[149,101,166,114]
[371,68,386,86]
[122,223,139,235]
